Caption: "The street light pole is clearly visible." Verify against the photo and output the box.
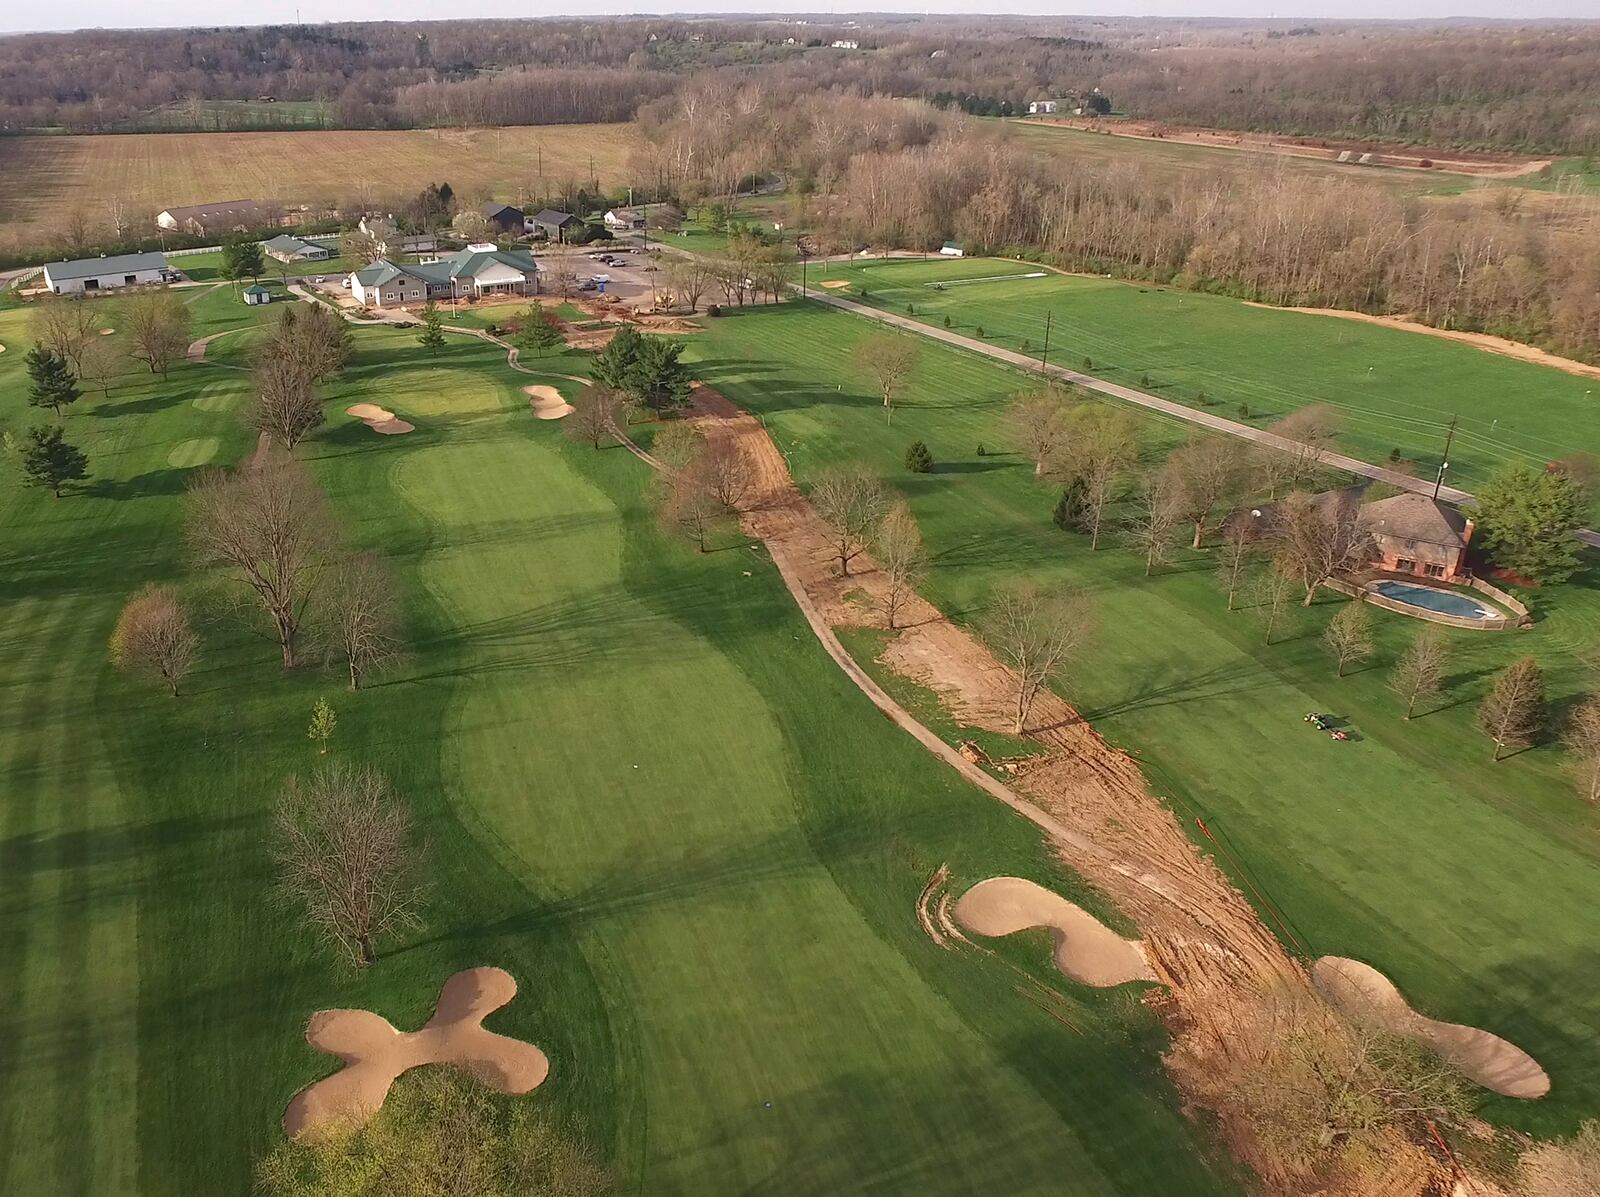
[1041,310,1052,369]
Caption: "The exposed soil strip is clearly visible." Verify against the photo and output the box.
[283,967,549,1138]
[952,876,1156,987]
[1312,957,1550,1099]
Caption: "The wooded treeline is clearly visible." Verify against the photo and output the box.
[641,84,1600,362]
[4,16,1597,155]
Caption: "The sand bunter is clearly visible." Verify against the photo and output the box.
[1312,956,1549,1099]
[523,384,574,420]
[346,402,415,435]
[953,876,1156,987]
[283,966,550,1137]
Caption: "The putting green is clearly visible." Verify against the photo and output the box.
[192,383,242,412]
[166,437,219,468]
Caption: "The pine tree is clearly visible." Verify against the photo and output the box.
[25,344,81,417]
[418,302,445,356]
[904,440,934,473]
[19,424,88,498]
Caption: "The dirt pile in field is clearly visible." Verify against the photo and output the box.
[283,967,548,1138]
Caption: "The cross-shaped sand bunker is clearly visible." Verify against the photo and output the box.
[283,966,550,1137]
[523,384,574,420]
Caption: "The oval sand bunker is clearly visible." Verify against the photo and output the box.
[1313,956,1549,1099]
[523,384,574,420]
[347,403,414,435]
[283,966,549,1137]
[953,876,1155,987]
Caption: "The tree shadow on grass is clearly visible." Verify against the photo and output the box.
[88,468,190,501]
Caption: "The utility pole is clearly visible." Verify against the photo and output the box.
[1432,416,1457,501]
[1040,310,1052,369]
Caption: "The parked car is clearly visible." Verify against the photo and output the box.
[578,280,598,292]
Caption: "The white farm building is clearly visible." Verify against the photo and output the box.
[42,251,169,295]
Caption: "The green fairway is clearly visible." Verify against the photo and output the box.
[816,255,1600,495]
[0,298,1242,1193]
[683,299,1600,1138]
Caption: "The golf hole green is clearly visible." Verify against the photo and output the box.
[167,437,220,468]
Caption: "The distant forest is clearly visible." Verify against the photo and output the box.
[1,17,1597,155]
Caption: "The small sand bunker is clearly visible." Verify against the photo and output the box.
[99,327,115,336]
[523,384,574,420]
[346,403,414,436]
[820,280,852,290]
[1313,957,1549,1099]
[283,966,549,1138]
[952,876,1155,987]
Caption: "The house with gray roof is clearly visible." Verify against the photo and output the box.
[43,251,170,295]
[263,234,332,263]
[1359,492,1474,582]
[529,209,584,242]
[347,245,539,309]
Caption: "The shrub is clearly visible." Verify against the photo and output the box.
[1052,480,1087,532]
[1082,356,1093,370]
[1197,390,1210,405]
[1020,339,1031,353]
[904,440,934,473]
[942,315,953,329]
[974,325,986,338]
[706,303,722,317]
[1388,447,1405,463]
[906,303,916,315]
[1139,372,1152,387]
[1238,402,1251,419]
[976,443,988,456]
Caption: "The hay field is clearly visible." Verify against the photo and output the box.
[0,123,639,244]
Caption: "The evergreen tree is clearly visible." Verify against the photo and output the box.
[1473,464,1584,583]
[591,324,642,392]
[19,424,88,497]
[904,440,934,473]
[625,336,693,413]
[1052,479,1088,532]
[25,344,81,417]
[221,234,265,288]
[418,302,445,356]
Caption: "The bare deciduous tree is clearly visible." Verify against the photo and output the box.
[1516,1119,1600,1197]
[1216,518,1259,611]
[77,333,126,398]
[851,334,919,425]
[108,583,200,697]
[698,436,755,511]
[1168,433,1243,547]
[323,552,405,691]
[273,763,425,969]
[1388,629,1449,718]
[1249,560,1298,645]
[273,303,354,383]
[1478,656,1546,761]
[246,355,324,452]
[546,261,579,300]
[31,297,103,372]
[185,454,338,669]
[810,465,892,576]
[658,450,724,553]
[1564,695,1600,804]
[1006,386,1072,480]
[124,292,191,379]
[1260,405,1342,494]
[566,385,628,449]
[1125,469,1184,575]
[873,501,928,630]
[1274,490,1374,605]
[1059,405,1140,550]
[979,580,1089,733]
[1322,601,1375,676]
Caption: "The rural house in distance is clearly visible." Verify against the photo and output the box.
[480,202,525,235]
[1360,492,1475,583]
[347,244,538,308]
[155,199,262,235]
[263,234,331,263]
[529,208,584,242]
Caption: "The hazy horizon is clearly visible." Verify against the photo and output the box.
[5,3,1599,35]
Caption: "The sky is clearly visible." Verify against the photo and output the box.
[3,0,1597,33]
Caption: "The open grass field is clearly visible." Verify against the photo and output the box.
[0,123,638,247]
[683,298,1600,1137]
[0,286,1241,1193]
[815,255,1600,496]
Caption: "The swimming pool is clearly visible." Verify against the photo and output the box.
[1370,580,1496,620]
